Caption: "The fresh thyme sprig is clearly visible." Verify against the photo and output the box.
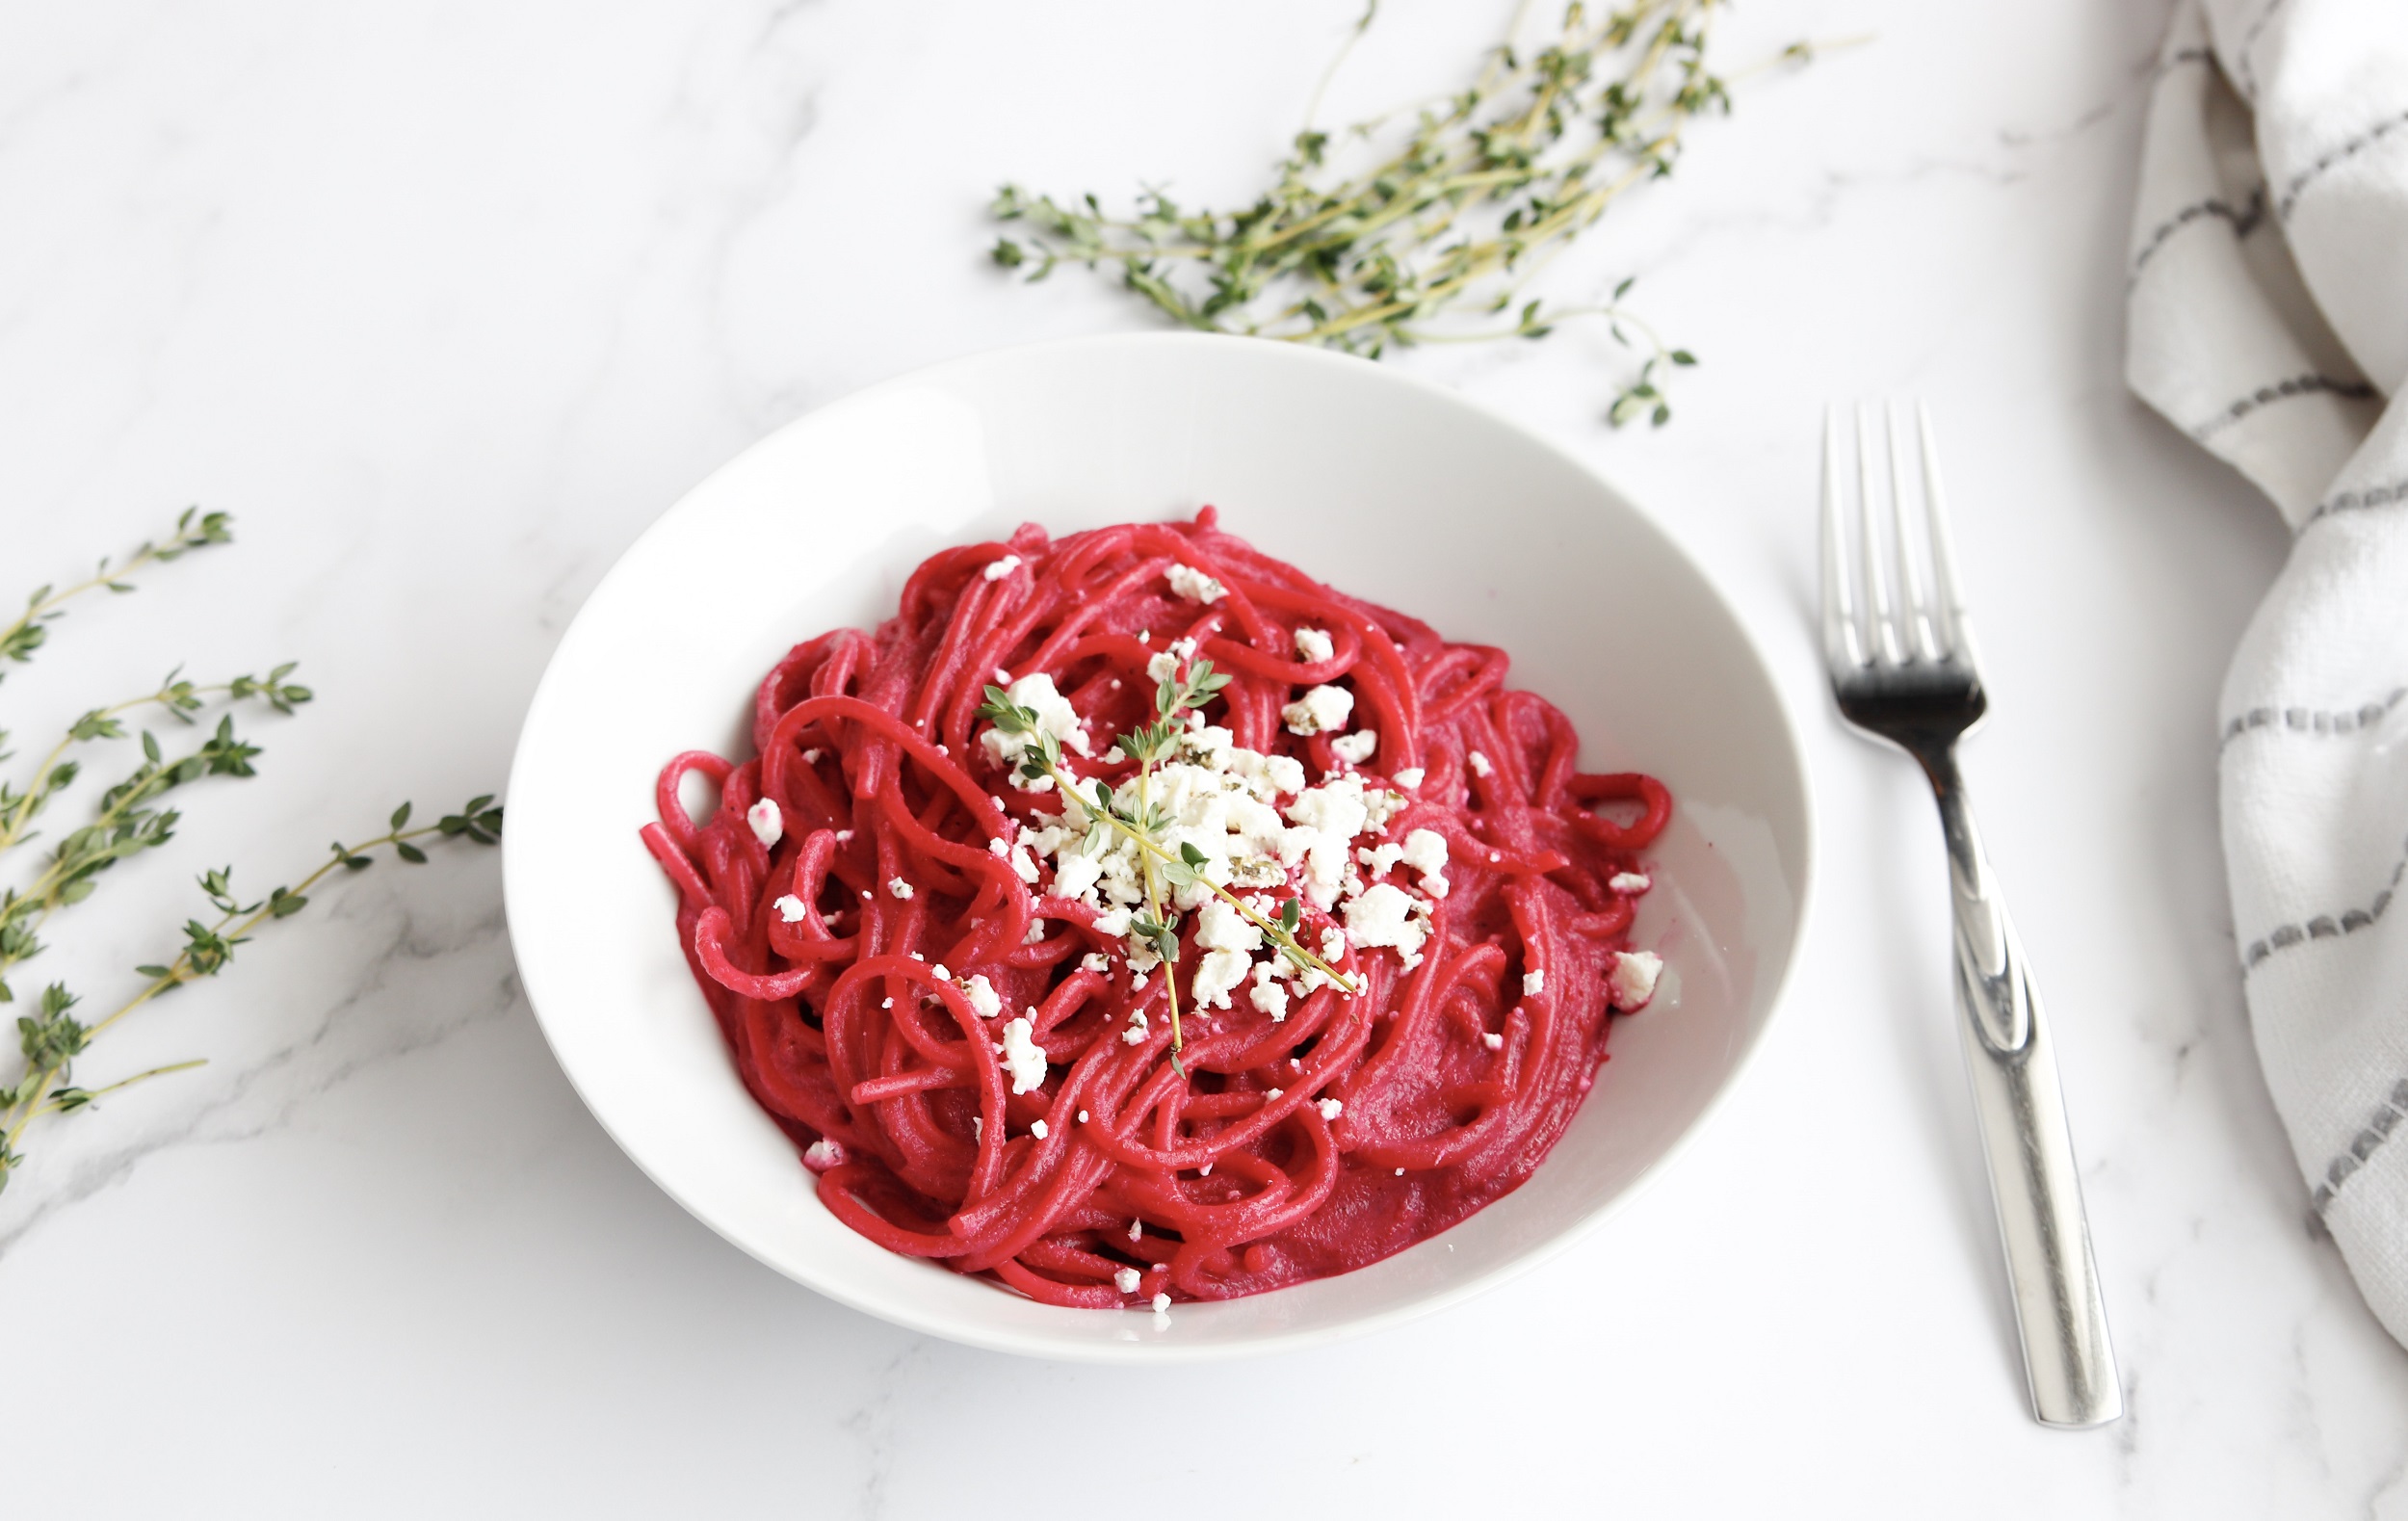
[0,509,232,680]
[990,0,1798,425]
[979,659,1359,1076]
[0,716,271,1004]
[0,796,503,1193]
[0,665,312,858]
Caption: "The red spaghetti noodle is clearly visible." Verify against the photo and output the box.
[642,509,1668,1307]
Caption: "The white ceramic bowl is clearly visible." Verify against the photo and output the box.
[505,332,1813,1361]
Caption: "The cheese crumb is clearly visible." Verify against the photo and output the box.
[1330,729,1377,764]
[1282,684,1354,736]
[888,877,915,901]
[802,1138,847,1173]
[999,1016,1047,1093]
[1248,967,1290,1022]
[1115,1267,1140,1294]
[1610,871,1652,893]
[1128,1219,1142,1242]
[1266,1088,1283,1101]
[978,671,1092,775]
[1294,626,1335,663]
[801,748,823,764]
[1031,1118,1050,1140]
[835,829,853,843]
[772,894,806,923]
[1081,952,1112,974]
[1345,882,1427,960]
[1152,1292,1171,1316]
[1393,767,1425,789]
[1610,950,1664,1010]
[1467,750,1494,777]
[963,974,1003,1018]
[1399,826,1450,897]
[746,799,783,847]
[1166,563,1226,603]
[982,554,1022,582]
[1078,1110,1090,1123]
[1317,1097,1344,1121]
[1524,969,1545,996]
[1482,1031,1504,1050]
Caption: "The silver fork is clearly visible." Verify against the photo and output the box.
[1820,401,2122,1429]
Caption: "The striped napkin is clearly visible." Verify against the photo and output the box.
[2128,0,2408,1346]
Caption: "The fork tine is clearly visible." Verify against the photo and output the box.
[1915,402,1974,665]
[1885,401,1940,663]
[1819,406,1861,672]
[1853,404,1900,666]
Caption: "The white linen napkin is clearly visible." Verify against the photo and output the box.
[2128,0,2408,1347]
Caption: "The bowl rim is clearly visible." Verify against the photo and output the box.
[504,329,1819,1362]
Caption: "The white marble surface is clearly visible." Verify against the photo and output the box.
[2,0,2402,1514]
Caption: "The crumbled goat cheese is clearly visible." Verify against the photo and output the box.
[1115,1267,1141,1294]
[1345,883,1427,961]
[1330,729,1377,764]
[835,829,853,843]
[801,748,823,764]
[1103,745,1126,764]
[988,838,1008,856]
[972,1117,982,1141]
[880,998,893,1010]
[1010,844,1040,883]
[1199,1163,1212,1176]
[1610,871,1652,893]
[1195,899,1262,955]
[1128,1219,1142,1242]
[746,799,783,847]
[772,894,806,923]
[1165,563,1226,603]
[888,877,914,901]
[1024,919,1045,944]
[1266,1088,1283,1101]
[929,963,949,981]
[1482,1031,1505,1050]
[802,1138,848,1173]
[1317,1097,1344,1121]
[1294,626,1335,663]
[994,669,1012,684]
[1078,1110,1089,1123]
[982,554,1021,582]
[1248,963,1290,1022]
[1282,684,1354,736]
[1030,1118,1049,1140]
[1468,750,1494,777]
[1081,952,1112,974]
[977,672,1092,780]
[1393,767,1425,789]
[998,1016,1047,1093]
[1610,950,1664,1010]
[963,974,1003,1018]
[1152,1292,1171,1315]
[1192,948,1252,1010]
[1400,827,1451,897]
[1524,969,1545,996]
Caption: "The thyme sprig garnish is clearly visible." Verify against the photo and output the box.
[991,0,1795,425]
[0,509,232,679]
[0,797,504,1193]
[979,659,1360,1078]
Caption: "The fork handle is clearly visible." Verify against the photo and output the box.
[1929,751,2123,1428]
